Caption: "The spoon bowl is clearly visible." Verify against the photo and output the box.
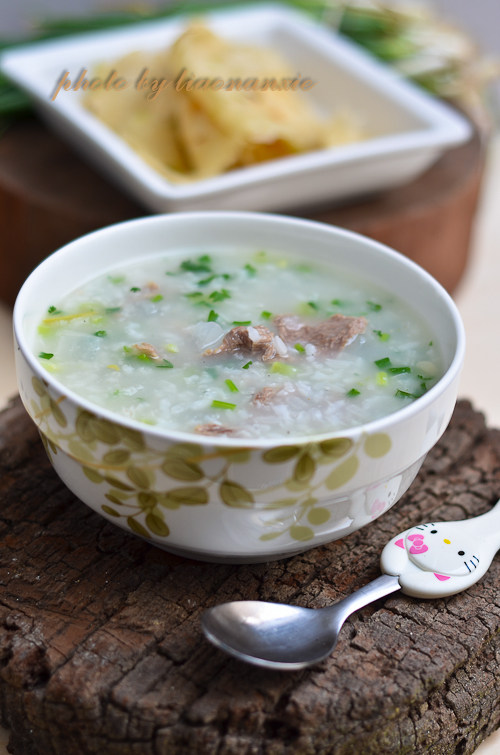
[202,601,338,670]
[202,574,401,669]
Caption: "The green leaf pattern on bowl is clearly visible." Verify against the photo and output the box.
[30,376,392,544]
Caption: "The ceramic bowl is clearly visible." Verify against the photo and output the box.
[14,212,465,562]
[0,5,471,212]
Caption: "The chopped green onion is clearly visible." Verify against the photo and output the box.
[150,294,163,303]
[180,255,212,274]
[347,388,360,397]
[261,311,272,320]
[242,361,253,369]
[212,400,236,410]
[331,299,344,307]
[184,291,203,299]
[93,330,107,337]
[197,274,216,286]
[244,263,257,276]
[105,307,122,314]
[156,359,174,368]
[428,340,433,347]
[270,362,297,376]
[373,329,390,341]
[123,345,132,353]
[388,366,411,375]
[207,310,219,322]
[232,320,251,326]
[376,371,388,386]
[130,286,141,292]
[295,264,313,273]
[137,353,152,362]
[294,343,306,353]
[39,352,54,360]
[209,289,231,303]
[225,379,239,393]
[307,301,319,311]
[367,301,382,311]
[395,389,417,399]
[165,343,178,353]
[374,357,391,369]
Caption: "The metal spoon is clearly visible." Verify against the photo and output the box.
[202,500,500,669]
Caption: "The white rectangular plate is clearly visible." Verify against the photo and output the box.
[0,4,472,212]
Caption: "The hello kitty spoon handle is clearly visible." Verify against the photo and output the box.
[381,499,500,598]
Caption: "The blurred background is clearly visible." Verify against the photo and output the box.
[0,1,499,752]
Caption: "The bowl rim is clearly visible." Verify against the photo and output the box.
[14,211,466,448]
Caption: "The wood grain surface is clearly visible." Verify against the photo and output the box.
[0,396,499,754]
[0,116,485,306]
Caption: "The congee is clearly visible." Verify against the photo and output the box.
[34,249,441,438]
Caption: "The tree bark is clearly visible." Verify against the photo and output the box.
[0,397,499,754]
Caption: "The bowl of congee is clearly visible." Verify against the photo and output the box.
[14,212,465,562]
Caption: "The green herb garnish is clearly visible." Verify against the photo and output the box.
[331,299,345,307]
[294,343,306,353]
[47,305,60,314]
[93,330,107,337]
[307,301,319,311]
[180,255,212,274]
[261,311,272,320]
[225,379,239,393]
[374,357,391,369]
[105,307,122,314]
[242,361,253,369]
[207,310,219,322]
[197,274,216,286]
[184,291,203,299]
[130,286,141,292]
[295,264,313,273]
[388,366,411,375]
[212,400,236,410]
[373,329,390,341]
[38,352,54,360]
[150,294,163,303]
[347,388,360,397]
[367,301,382,311]
[244,263,257,276]
[209,289,231,303]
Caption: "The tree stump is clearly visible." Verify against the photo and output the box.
[0,396,499,754]
[0,116,485,306]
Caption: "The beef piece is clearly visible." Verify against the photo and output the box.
[194,423,235,436]
[253,386,282,405]
[204,325,285,362]
[274,314,366,353]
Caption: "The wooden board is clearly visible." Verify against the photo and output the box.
[0,396,500,754]
[0,117,485,306]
